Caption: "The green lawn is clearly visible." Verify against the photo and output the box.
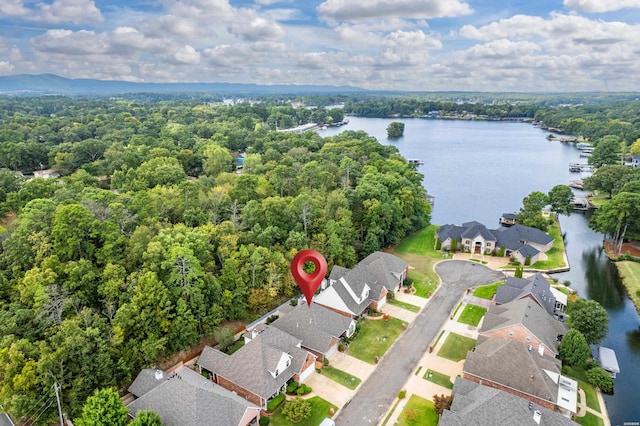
[396,395,439,426]
[529,221,567,270]
[562,366,600,412]
[457,304,487,327]
[423,369,453,389]
[575,411,604,426]
[472,281,504,299]
[388,298,421,313]
[617,261,640,313]
[394,224,441,255]
[270,396,337,426]
[349,317,406,364]
[437,333,476,362]
[319,366,361,390]
[407,269,438,298]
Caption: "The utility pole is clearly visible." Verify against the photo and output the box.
[53,383,63,426]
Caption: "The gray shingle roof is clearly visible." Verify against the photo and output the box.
[494,224,553,249]
[495,273,557,315]
[270,303,354,355]
[0,413,15,426]
[463,338,561,405]
[480,298,568,354]
[197,326,314,400]
[127,368,259,426]
[128,368,169,397]
[441,377,578,426]
[332,251,407,301]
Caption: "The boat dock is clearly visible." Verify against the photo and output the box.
[570,197,596,211]
[408,159,424,165]
[569,163,594,172]
[569,179,584,189]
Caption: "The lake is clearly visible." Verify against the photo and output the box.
[319,117,640,425]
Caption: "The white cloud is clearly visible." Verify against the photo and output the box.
[564,0,640,13]
[0,0,103,24]
[0,62,15,73]
[173,45,201,64]
[317,0,472,23]
[255,0,294,5]
[228,10,286,41]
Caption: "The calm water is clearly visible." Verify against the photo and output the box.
[320,117,640,425]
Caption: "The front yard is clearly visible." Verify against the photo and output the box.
[395,395,438,426]
[457,304,487,327]
[348,317,406,364]
[472,281,504,299]
[319,366,361,390]
[437,333,476,362]
[269,396,337,426]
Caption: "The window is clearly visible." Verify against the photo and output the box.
[286,359,290,367]
[486,242,492,247]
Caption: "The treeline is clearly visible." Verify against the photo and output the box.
[0,97,430,422]
[344,99,538,118]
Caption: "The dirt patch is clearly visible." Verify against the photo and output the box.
[604,241,640,258]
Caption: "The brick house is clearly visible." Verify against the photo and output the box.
[495,273,563,317]
[479,298,568,358]
[197,326,316,410]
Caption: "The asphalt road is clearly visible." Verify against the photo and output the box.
[334,260,504,425]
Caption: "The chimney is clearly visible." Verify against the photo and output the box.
[533,410,542,424]
[155,369,164,380]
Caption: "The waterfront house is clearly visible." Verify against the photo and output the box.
[495,273,561,317]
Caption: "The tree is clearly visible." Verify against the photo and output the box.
[130,410,163,426]
[75,388,128,426]
[386,122,405,138]
[588,135,622,168]
[586,366,614,393]
[583,165,636,198]
[516,191,550,231]
[558,329,591,366]
[568,299,609,345]
[433,393,453,416]
[589,191,640,254]
[281,397,311,423]
[202,143,233,177]
[547,184,573,216]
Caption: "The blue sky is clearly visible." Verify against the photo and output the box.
[1,0,640,91]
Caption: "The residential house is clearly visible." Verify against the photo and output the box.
[314,251,409,317]
[435,222,554,265]
[197,326,316,410]
[495,273,560,317]
[479,298,568,358]
[127,367,260,426]
[269,302,356,363]
[463,337,577,415]
[441,377,578,426]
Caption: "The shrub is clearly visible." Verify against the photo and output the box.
[267,393,286,412]
[323,358,330,367]
[563,280,571,287]
[266,314,279,324]
[387,290,395,301]
[281,397,312,423]
[296,384,312,395]
[398,389,407,399]
[403,277,414,287]
[498,246,505,257]
[586,367,614,393]
[435,240,442,250]
[290,298,298,306]
[451,239,458,252]
[286,382,299,394]
[338,343,345,352]
[259,416,270,426]
[525,255,531,266]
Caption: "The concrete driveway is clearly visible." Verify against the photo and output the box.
[334,260,504,425]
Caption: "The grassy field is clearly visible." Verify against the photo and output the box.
[562,366,600,413]
[320,366,361,390]
[270,396,337,426]
[616,261,640,312]
[396,395,439,426]
[457,304,487,327]
[392,225,442,298]
[406,268,438,298]
[437,333,476,362]
[394,225,441,255]
[529,221,567,270]
[423,369,454,389]
[349,317,406,364]
[388,298,421,313]
[472,281,504,299]
[575,411,604,426]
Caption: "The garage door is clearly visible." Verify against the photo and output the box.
[298,361,315,383]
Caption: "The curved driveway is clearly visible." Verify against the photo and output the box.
[335,260,504,425]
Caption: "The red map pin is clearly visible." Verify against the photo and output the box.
[290,250,327,307]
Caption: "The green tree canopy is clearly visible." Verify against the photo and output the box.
[568,299,609,345]
[558,329,591,366]
[547,184,574,216]
[75,388,128,426]
[130,410,163,426]
[386,122,405,138]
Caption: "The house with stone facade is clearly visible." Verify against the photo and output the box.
[196,325,316,410]
[435,222,554,265]
[314,251,409,318]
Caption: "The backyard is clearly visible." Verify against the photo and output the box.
[392,225,441,298]
[529,221,567,270]
[348,317,406,364]
[616,260,640,313]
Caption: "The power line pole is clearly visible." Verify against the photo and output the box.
[53,383,63,426]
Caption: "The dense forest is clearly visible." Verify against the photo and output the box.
[0,97,430,422]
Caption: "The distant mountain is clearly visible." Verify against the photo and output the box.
[0,74,369,96]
